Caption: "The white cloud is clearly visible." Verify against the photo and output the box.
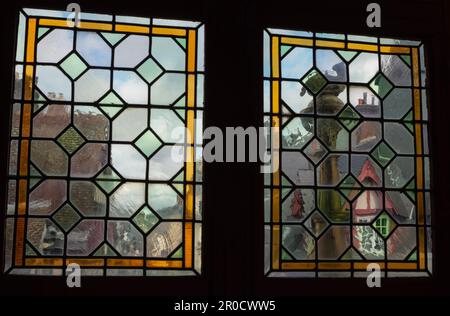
[75,69,110,102]
[36,65,72,99]
[113,70,148,104]
[349,53,379,83]
[114,35,149,68]
[111,144,146,180]
[37,29,73,63]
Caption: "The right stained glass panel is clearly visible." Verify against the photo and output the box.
[264,28,432,277]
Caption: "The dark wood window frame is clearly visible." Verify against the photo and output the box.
[0,0,449,296]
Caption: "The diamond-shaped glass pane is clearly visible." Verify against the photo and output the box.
[100,91,123,105]
[97,166,120,180]
[301,69,326,94]
[338,105,360,130]
[371,141,395,167]
[135,130,162,157]
[370,73,393,98]
[101,32,125,46]
[133,206,159,233]
[137,57,163,84]
[341,247,363,260]
[304,210,330,237]
[340,175,360,189]
[96,180,121,194]
[52,204,80,232]
[60,53,87,79]
[339,175,361,198]
[282,117,313,149]
[400,55,411,66]
[337,50,358,62]
[372,211,397,238]
[94,243,117,256]
[281,248,293,260]
[303,138,328,165]
[26,244,37,256]
[57,127,85,154]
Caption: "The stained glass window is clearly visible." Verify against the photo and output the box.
[4,8,204,276]
[264,28,432,277]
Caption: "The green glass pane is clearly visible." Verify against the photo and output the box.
[175,109,185,120]
[340,188,359,199]
[280,45,292,58]
[100,91,123,105]
[281,104,293,115]
[406,178,415,190]
[29,178,40,189]
[134,130,162,157]
[340,175,361,201]
[371,141,395,167]
[337,50,358,62]
[370,73,393,98]
[137,57,163,84]
[52,204,80,232]
[33,102,45,113]
[400,54,411,66]
[133,206,159,233]
[97,166,120,180]
[404,122,414,133]
[173,183,184,195]
[101,32,125,46]
[281,248,294,260]
[94,243,117,256]
[100,106,121,118]
[281,188,291,199]
[404,110,413,121]
[34,90,47,102]
[96,180,121,194]
[37,27,50,39]
[372,212,396,238]
[406,190,416,202]
[340,175,360,189]
[174,96,185,107]
[175,37,186,49]
[174,171,184,182]
[282,117,313,149]
[30,164,42,177]
[341,247,363,260]
[26,244,37,256]
[407,250,417,261]
[171,246,183,259]
[304,211,329,237]
[281,175,291,186]
[303,138,328,165]
[301,69,326,94]
[338,105,360,131]
[57,127,85,154]
[60,53,88,79]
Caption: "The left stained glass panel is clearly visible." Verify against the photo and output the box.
[4,8,204,276]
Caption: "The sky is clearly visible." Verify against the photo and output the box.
[35,28,186,105]
[34,27,193,181]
